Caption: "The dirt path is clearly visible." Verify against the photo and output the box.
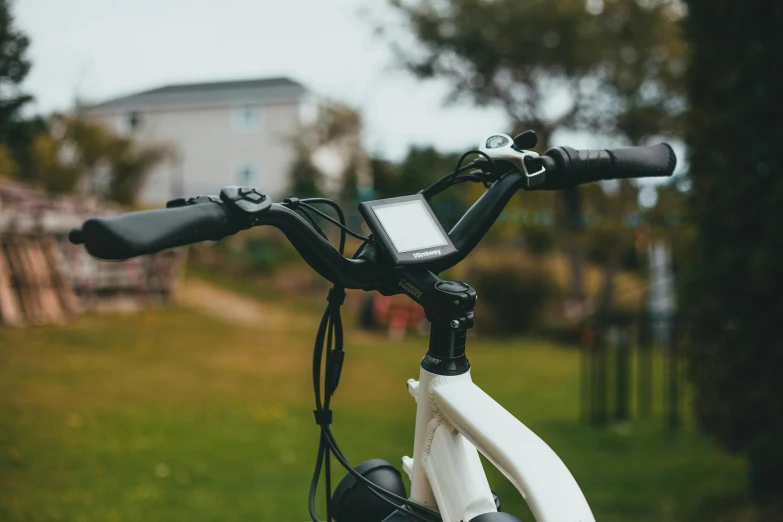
[179,278,296,328]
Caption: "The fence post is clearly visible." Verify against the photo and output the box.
[637,312,653,419]
[580,323,592,424]
[615,324,631,422]
[665,314,680,432]
[592,320,609,426]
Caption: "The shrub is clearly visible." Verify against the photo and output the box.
[466,252,559,336]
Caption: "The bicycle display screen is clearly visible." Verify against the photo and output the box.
[359,194,458,265]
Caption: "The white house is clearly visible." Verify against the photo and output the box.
[85,77,313,204]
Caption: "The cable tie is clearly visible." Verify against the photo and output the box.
[327,287,346,306]
[313,409,333,426]
[283,197,301,209]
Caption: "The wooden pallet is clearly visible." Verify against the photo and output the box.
[0,244,23,326]
[0,239,72,325]
[0,180,187,327]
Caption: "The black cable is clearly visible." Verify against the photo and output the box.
[452,172,491,186]
[309,305,332,522]
[352,240,368,259]
[284,197,362,255]
[323,315,336,522]
[297,208,329,241]
[420,161,477,200]
[299,196,440,522]
[307,287,442,522]
[447,150,496,187]
[301,198,346,223]
[300,202,370,243]
[322,427,441,521]
[421,150,498,200]
[309,286,345,522]
[301,198,348,254]
[325,430,332,522]
[308,440,325,521]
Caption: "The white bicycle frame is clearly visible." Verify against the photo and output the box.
[400,366,595,522]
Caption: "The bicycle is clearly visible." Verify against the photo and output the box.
[69,130,677,522]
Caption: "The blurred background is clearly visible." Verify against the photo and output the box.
[0,0,780,520]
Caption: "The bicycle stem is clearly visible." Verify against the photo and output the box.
[389,269,477,376]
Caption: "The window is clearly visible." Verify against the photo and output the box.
[116,111,142,134]
[233,105,261,132]
[236,161,260,186]
[299,99,318,126]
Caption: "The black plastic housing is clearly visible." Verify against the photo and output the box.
[332,459,407,522]
[358,194,458,266]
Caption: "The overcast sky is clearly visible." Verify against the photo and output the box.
[15,0,511,161]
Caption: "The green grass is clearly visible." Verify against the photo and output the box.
[0,300,748,521]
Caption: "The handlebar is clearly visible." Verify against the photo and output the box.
[70,199,240,260]
[68,140,676,290]
[537,143,677,190]
[71,196,377,289]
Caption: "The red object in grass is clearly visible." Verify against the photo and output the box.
[371,294,426,339]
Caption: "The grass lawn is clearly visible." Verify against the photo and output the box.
[0,291,748,521]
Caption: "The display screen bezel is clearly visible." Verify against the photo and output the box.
[358,194,458,266]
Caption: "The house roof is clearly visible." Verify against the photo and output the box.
[87,77,308,114]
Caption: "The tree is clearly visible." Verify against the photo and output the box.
[286,100,370,202]
[385,0,687,308]
[387,0,686,147]
[0,0,42,180]
[369,156,397,199]
[105,137,169,205]
[369,145,471,229]
[30,113,168,204]
[397,145,468,228]
[0,144,15,178]
[287,143,324,198]
[0,0,32,143]
[683,0,783,502]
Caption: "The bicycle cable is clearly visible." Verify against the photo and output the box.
[300,197,441,522]
[420,149,497,200]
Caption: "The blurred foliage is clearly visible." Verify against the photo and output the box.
[287,100,370,203]
[387,0,687,147]
[235,239,300,272]
[107,140,170,206]
[30,113,169,204]
[31,132,81,193]
[0,0,47,181]
[287,143,323,198]
[468,252,559,335]
[190,229,303,279]
[682,0,783,502]
[0,0,32,144]
[371,146,454,197]
[641,181,694,271]
[0,143,17,178]
[372,145,470,229]
[5,115,47,181]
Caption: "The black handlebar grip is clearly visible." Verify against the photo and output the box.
[75,201,241,260]
[539,143,677,189]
